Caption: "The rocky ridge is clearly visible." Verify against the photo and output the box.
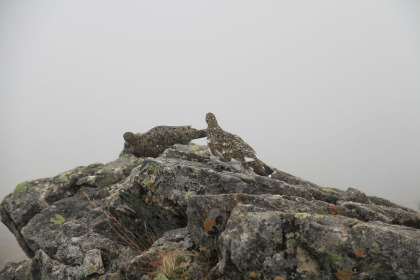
[1,143,420,279]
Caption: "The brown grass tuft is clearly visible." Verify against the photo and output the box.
[84,192,210,278]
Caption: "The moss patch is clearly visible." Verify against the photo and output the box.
[369,241,380,255]
[59,170,74,180]
[148,163,161,173]
[322,188,339,194]
[272,231,282,244]
[103,164,115,171]
[295,213,311,220]
[325,251,343,262]
[185,191,193,200]
[50,214,66,225]
[97,176,118,188]
[141,176,151,186]
[190,145,199,151]
[153,273,169,280]
[13,182,27,194]
[286,238,297,248]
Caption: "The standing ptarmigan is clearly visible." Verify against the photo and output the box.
[123,126,207,158]
[205,112,274,177]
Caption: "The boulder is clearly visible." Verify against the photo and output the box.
[1,143,419,279]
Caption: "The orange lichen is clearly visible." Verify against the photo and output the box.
[355,249,365,257]
[229,203,242,221]
[204,218,216,231]
[330,204,346,215]
[336,269,357,280]
[228,210,236,221]
[274,277,285,280]
[249,271,261,277]
[330,204,337,215]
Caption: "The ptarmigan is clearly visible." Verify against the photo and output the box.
[205,112,274,177]
[124,126,207,158]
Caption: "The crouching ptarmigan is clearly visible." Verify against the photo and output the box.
[124,126,207,158]
[205,112,274,177]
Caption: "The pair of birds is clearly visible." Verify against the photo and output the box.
[123,113,273,177]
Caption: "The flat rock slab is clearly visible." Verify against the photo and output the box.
[1,144,419,279]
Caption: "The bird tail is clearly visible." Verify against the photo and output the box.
[263,164,274,177]
[247,160,274,177]
[263,164,274,175]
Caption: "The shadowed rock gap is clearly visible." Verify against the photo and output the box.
[1,143,419,279]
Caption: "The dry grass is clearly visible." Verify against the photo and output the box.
[143,249,209,279]
[83,192,159,269]
[84,192,210,279]
[157,249,199,275]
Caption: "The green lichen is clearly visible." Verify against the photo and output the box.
[325,251,343,262]
[130,157,144,164]
[362,264,375,272]
[50,214,65,225]
[59,170,74,180]
[193,168,199,173]
[153,273,169,280]
[185,191,193,200]
[286,238,297,248]
[141,176,151,186]
[148,163,160,173]
[103,164,115,171]
[272,231,282,244]
[97,176,117,188]
[321,188,339,194]
[369,241,380,255]
[295,213,311,220]
[190,145,199,151]
[119,149,129,157]
[13,182,27,194]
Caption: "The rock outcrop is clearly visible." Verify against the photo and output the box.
[1,143,420,279]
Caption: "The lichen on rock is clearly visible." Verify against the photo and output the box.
[1,143,420,279]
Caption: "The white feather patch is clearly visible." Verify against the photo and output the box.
[244,157,255,162]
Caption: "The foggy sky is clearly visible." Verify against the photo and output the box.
[1,0,419,267]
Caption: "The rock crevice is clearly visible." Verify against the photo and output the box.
[1,143,420,279]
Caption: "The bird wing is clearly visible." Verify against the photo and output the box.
[217,130,257,162]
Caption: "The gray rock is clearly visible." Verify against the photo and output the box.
[83,249,105,275]
[1,143,420,279]
[219,205,420,279]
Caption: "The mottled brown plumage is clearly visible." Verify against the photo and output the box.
[124,126,207,158]
[205,112,273,177]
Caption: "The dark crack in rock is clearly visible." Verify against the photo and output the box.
[1,143,420,279]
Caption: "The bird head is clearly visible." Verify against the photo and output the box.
[123,132,135,143]
[206,112,219,127]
